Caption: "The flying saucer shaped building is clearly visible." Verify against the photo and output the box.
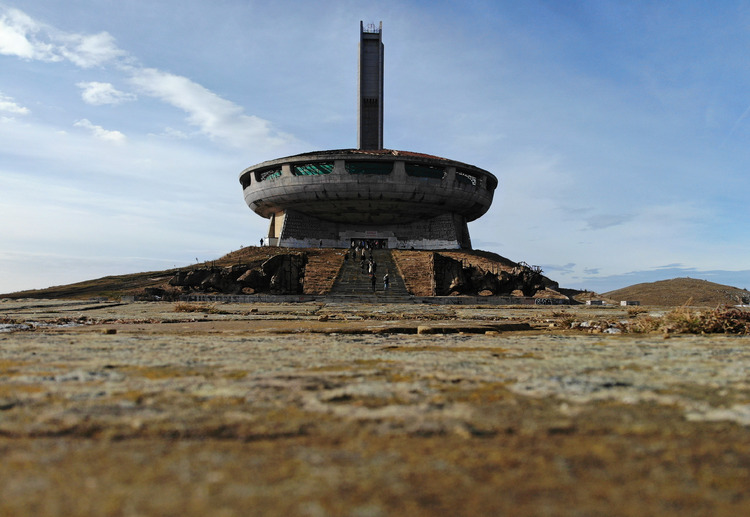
[240,22,497,249]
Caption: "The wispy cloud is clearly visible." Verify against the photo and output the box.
[0,5,299,151]
[77,81,135,105]
[151,127,190,140]
[0,91,28,114]
[0,8,54,60]
[584,213,633,230]
[128,68,295,149]
[73,118,126,143]
[725,104,750,143]
[543,262,577,275]
[57,31,125,68]
[0,7,123,66]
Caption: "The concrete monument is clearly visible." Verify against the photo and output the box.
[240,22,497,249]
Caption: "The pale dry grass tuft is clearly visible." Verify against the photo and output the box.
[173,302,222,314]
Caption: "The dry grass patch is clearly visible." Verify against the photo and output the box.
[222,370,248,380]
[626,305,750,335]
[118,364,212,380]
[626,306,649,317]
[567,304,750,335]
[664,305,750,334]
[173,302,224,314]
[0,384,45,397]
[0,359,28,374]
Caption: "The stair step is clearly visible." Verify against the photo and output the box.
[329,249,410,298]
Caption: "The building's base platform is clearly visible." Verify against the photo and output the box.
[264,209,472,249]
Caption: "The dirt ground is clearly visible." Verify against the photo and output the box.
[1,299,749,516]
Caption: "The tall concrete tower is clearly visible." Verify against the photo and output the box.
[358,21,384,150]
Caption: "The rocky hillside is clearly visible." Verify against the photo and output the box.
[604,277,750,307]
[9,250,745,306]
[1,247,561,300]
[0,248,343,300]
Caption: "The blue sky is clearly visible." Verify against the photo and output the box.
[2,0,750,294]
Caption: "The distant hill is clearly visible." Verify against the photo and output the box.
[604,277,750,307]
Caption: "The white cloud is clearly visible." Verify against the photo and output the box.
[129,68,295,149]
[59,31,125,68]
[1,6,303,152]
[77,81,136,105]
[73,118,126,143]
[0,7,55,60]
[0,6,123,67]
[0,91,28,114]
[152,127,190,140]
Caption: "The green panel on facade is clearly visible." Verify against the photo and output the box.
[293,163,334,176]
[258,168,282,182]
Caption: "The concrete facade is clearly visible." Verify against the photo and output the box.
[275,209,471,250]
[240,149,496,249]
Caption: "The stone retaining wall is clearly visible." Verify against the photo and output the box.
[179,293,567,305]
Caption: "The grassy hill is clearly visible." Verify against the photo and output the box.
[0,247,292,300]
[604,277,750,307]
[0,247,550,300]
[0,269,178,301]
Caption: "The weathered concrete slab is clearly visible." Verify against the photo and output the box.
[1,300,749,516]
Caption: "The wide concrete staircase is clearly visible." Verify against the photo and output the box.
[329,249,411,300]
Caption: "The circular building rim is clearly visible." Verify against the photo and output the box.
[239,148,497,224]
[239,148,497,191]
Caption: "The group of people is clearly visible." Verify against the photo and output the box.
[346,241,390,292]
[350,239,387,250]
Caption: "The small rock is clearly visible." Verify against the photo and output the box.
[102,328,117,335]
